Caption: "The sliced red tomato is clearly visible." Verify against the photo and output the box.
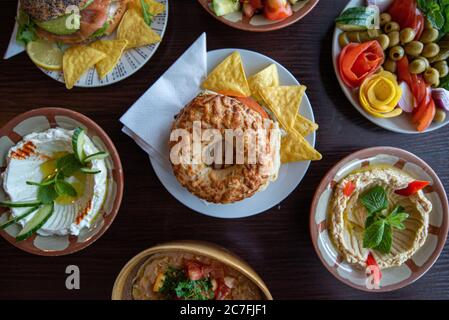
[338,41,384,88]
[388,0,423,39]
[397,56,412,85]
[343,181,356,197]
[264,0,292,21]
[395,180,430,196]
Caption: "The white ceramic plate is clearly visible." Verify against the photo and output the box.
[40,0,169,88]
[150,48,317,219]
[332,0,449,134]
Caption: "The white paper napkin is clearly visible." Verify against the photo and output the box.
[120,33,207,171]
[4,3,24,60]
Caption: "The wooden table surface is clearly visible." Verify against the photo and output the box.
[0,0,448,300]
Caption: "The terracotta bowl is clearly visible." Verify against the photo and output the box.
[310,147,448,292]
[197,0,319,32]
[112,240,273,300]
[0,108,124,256]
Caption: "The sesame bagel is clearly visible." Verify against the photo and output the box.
[169,93,281,204]
[21,0,89,21]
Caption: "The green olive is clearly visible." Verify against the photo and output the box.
[376,34,390,50]
[434,109,447,123]
[384,21,400,33]
[380,13,392,26]
[359,31,372,42]
[347,31,360,43]
[338,32,350,48]
[405,41,424,56]
[433,61,449,78]
[420,28,439,44]
[389,46,405,61]
[383,59,397,73]
[367,29,382,38]
[400,28,416,44]
[417,56,430,69]
[387,31,400,47]
[424,67,440,87]
[409,58,427,74]
[422,43,440,58]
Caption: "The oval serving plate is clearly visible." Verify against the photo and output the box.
[112,240,273,300]
[0,108,124,256]
[332,0,449,134]
[39,0,169,88]
[198,0,319,32]
[310,147,448,292]
[149,48,317,219]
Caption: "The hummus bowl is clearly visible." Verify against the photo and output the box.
[112,241,273,300]
[310,147,448,292]
[0,108,124,256]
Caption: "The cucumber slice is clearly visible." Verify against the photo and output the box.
[16,204,54,242]
[0,206,39,230]
[80,167,101,174]
[72,127,86,163]
[212,0,241,17]
[0,200,41,208]
[83,151,109,162]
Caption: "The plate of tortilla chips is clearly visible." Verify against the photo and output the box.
[151,49,321,218]
[37,0,168,89]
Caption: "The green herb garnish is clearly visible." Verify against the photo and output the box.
[361,186,409,254]
[417,0,449,35]
[16,10,37,45]
[90,22,110,39]
[140,0,154,27]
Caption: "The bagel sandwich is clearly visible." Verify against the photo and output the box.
[20,0,129,44]
[169,92,282,204]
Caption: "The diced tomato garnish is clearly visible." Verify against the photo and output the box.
[395,180,430,196]
[343,181,356,197]
[264,0,292,21]
[214,278,231,300]
[242,2,256,18]
[365,252,382,280]
[185,260,204,281]
[250,0,264,10]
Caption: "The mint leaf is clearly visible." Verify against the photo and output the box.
[365,214,377,229]
[56,154,81,176]
[55,180,77,197]
[374,223,392,254]
[360,186,388,215]
[37,185,58,204]
[387,206,409,230]
[363,219,385,249]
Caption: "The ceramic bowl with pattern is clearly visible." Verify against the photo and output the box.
[310,147,448,292]
[197,0,319,32]
[0,108,124,256]
[112,240,273,300]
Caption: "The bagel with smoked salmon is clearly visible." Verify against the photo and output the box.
[169,93,281,204]
[20,0,129,44]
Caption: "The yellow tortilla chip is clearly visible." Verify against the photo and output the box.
[281,129,322,163]
[259,85,306,130]
[202,51,251,97]
[90,39,128,79]
[117,9,161,49]
[248,64,279,101]
[293,114,319,137]
[129,0,165,16]
[63,45,106,89]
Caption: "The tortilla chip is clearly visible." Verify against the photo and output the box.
[90,39,128,79]
[293,114,319,137]
[259,85,306,130]
[248,64,279,101]
[129,0,166,16]
[202,51,251,97]
[117,9,161,49]
[63,46,106,89]
[281,129,322,163]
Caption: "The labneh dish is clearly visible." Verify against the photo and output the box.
[329,165,432,271]
[132,252,263,300]
[0,127,110,241]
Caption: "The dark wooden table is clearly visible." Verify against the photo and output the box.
[0,0,448,300]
